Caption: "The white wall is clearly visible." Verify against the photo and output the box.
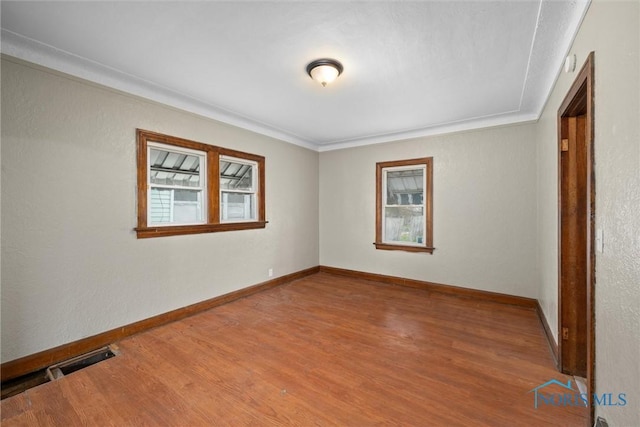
[0,58,319,363]
[536,1,640,425]
[320,123,539,298]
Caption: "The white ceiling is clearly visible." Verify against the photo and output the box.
[1,1,590,152]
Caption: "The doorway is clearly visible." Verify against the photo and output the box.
[557,52,595,421]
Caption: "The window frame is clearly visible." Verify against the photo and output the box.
[375,157,434,253]
[136,129,266,238]
[147,141,207,227]
[219,155,258,223]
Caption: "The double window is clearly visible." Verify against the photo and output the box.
[136,129,265,238]
[375,157,434,253]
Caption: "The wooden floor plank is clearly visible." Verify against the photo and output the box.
[1,273,587,426]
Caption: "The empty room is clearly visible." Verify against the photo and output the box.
[1,1,638,426]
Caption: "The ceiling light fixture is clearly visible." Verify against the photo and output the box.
[306,58,343,87]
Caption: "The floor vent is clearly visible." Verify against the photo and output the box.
[47,346,118,380]
[1,346,119,400]
[1,369,50,400]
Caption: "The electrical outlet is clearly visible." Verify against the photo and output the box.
[268,268,273,277]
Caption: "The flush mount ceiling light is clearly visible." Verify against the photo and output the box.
[306,58,343,87]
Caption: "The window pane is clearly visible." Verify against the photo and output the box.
[375,157,432,252]
[174,189,198,202]
[149,148,201,187]
[386,169,423,205]
[220,160,254,191]
[150,188,203,224]
[384,206,424,244]
[221,192,254,221]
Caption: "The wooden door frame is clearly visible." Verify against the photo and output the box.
[557,51,595,424]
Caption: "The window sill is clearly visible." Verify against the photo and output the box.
[373,242,435,254]
[136,221,268,239]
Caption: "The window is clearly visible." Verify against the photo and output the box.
[136,129,266,238]
[148,143,206,226]
[375,157,434,253]
[220,157,257,222]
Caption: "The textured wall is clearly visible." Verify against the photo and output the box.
[319,123,539,298]
[0,58,319,363]
[536,1,640,425]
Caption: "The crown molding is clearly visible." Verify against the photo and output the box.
[1,29,318,151]
[2,4,587,155]
[316,112,539,152]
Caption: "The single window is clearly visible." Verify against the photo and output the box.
[375,157,434,253]
[220,157,257,222]
[148,143,206,226]
[136,129,266,238]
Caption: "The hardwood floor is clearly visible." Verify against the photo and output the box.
[1,273,587,426]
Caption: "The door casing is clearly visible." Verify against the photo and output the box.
[557,51,595,425]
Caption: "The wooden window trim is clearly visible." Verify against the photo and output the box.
[136,129,266,239]
[374,157,434,253]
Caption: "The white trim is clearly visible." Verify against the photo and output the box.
[148,141,206,158]
[528,0,592,121]
[0,29,317,152]
[220,155,258,164]
[149,183,202,191]
[0,0,589,154]
[317,113,539,152]
[0,31,546,153]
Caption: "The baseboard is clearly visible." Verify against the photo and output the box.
[535,300,559,367]
[319,266,563,365]
[319,266,537,309]
[1,266,320,382]
[2,266,557,383]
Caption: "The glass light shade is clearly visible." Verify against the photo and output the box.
[309,64,340,87]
